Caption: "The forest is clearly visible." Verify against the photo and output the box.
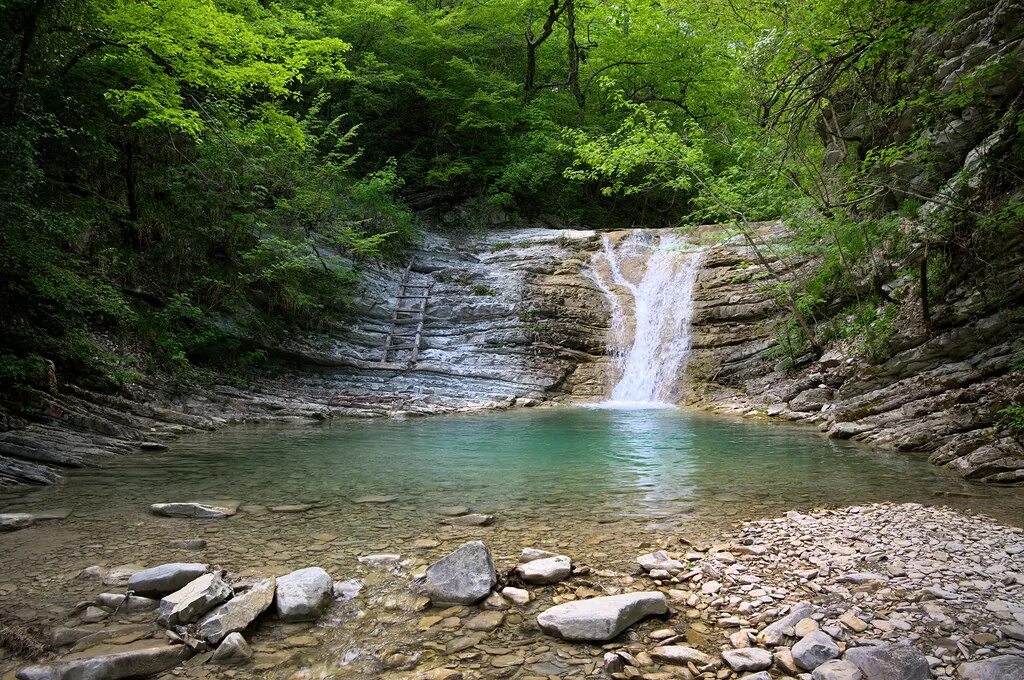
[1,0,1022,402]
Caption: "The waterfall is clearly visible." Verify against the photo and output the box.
[591,231,702,407]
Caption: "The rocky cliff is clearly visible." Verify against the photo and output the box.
[0,228,613,487]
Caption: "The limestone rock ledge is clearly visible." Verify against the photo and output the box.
[0,228,612,487]
[686,227,1024,485]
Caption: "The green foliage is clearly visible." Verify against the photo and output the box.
[471,284,496,296]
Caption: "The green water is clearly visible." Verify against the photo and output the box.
[2,406,1023,678]
[24,405,1021,524]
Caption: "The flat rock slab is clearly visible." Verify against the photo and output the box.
[958,655,1024,680]
[812,659,864,680]
[16,641,191,680]
[437,506,470,516]
[844,644,930,680]
[158,573,232,626]
[0,513,34,531]
[95,594,158,613]
[199,577,276,644]
[149,502,239,519]
[722,648,773,672]
[275,567,333,622]
[515,555,571,584]
[442,513,493,526]
[269,504,313,513]
[650,646,712,666]
[352,495,397,504]
[128,563,209,596]
[637,550,684,573]
[425,541,497,605]
[536,592,668,641]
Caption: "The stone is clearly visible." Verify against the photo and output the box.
[721,648,773,672]
[740,673,772,680]
[443,513,492,526]
[358,553,401,565]
[501,587,531,605]
[210,632,252,664]
[16,641,191,680]
[437,506,470,516]
[0,513,35,531]
[149,502,238,519]
[795,617,820,637]
[424,541,496,605]
[520,547,560,562]
[268,504,312,513]
[792,631,841,670]
[757,603,814,646]
[95,593,159,612]
[274,567,333,622]
[81,606,108,623]
[536,591,668,642]
[839,611,869,633]
[958,655,1024,680]
[158,572,232,626]
[844,644,930,680]
[127,563,209,595]
[198,577,276,644]
[636,550,683,573]
[482,592,510,610]
[813,660,864,680]
[649,646,712,666]
[465,611,504,631]
[515,555,571,584]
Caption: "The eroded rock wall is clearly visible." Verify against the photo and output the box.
[0,229,612,487]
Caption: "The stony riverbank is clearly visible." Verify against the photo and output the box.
[3,502,1022,679]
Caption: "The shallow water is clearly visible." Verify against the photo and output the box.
[2,406,1023,678]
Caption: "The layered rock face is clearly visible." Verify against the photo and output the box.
[0,229,612,486]
[686,226,1024,485]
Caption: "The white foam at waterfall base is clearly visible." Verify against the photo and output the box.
[590,232,702,409]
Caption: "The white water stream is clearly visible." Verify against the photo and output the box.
[592,231,702,407]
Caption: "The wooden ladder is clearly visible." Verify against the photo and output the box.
[380,258,433,365]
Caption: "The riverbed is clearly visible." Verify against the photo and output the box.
[2,406,1023,678]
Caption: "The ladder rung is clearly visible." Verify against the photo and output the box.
[393,318,422,324]
[389,344,418,350]
[401,284,431,288]
[396,295,430,300]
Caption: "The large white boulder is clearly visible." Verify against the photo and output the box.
[515,555,571,585]
[198,577,276,643]
[158,572,232,626]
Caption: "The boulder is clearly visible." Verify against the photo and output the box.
[958,655,1024,680]
[149,502,238,519]
[722,648,773,672]
[813,659,864,680]
[16,641,191,680]
[198,577,276,644]
[636,550,683,573]
[792,631,841,670]
[650,646,712,665]
[757,603,814,646]
[425,541,497,605]
[158,572,232,626]
[274,567,333,622]
[0,513,34,532]
[210,632,252,664]
[127,563,209,596]
[536,592,668,641]
[844,644,930,680]
[515,555,571,584]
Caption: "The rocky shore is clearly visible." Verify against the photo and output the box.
[3,502,1022,679]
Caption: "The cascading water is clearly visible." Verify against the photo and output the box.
[591,231,702,407]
